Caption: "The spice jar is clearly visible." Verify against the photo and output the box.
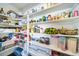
[48,15,52,21]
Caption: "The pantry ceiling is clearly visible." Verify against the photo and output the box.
[10,3,40,12]
[0,3,40,14]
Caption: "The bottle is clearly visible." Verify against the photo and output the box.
[63,11,69,18]
[74,10,78,17]
[48,15,52,21]
[69,11,73,17]
[42,16,46,21]
[0,8,5,15]
[15,28,20,32]
[60,13,64,19]
[46,16,48,21]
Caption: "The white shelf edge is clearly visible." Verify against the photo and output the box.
[29,41,79,56]
[30,33,79,37]
[51,34,79,37]
[0,24,22,28]
[8,19,21,21]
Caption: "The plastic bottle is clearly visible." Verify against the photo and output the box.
[74,10,78,16]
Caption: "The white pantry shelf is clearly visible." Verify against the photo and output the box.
[0,14,22,21]
[30,33,79,38]
[30,16,79,25]
[29,4,61,17]
[9,19,22,21]
[51,34,79,37]
[29,3,74,18]
[0,45,17,56]
[29,41,79,56]
[0,14,8,17]
[30,33,50,36]
[29,48,49,56]
[0,24,22,28]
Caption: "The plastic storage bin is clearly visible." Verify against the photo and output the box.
[13,47,23,56]
[0,42,2,51]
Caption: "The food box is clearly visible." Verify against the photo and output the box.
[58,36,67,51]
[67,38,77,53]
[51,36,59,48]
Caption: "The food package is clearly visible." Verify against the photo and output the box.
[77,39,79,53]
[58,37,67,51]
[59,29,78,35]
[2,40,15,47]
[67,38,77,53]
[39,37,50,45]
[51,51,59,56]
[51,36,59,48]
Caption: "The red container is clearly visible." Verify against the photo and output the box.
[16,35,19,38]
[74,10,78,16]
